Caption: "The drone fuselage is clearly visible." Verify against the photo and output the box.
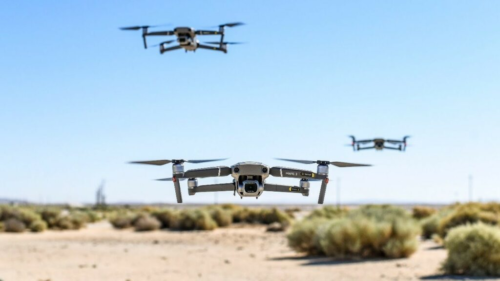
[230,162,269,198]
[174,27,199,51]
[374,138,385,150]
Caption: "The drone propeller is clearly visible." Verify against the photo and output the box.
[219,22,245,28]
[149,40,176,47]
[156,178,186,181]
[129,158,227,166]
[119,24,170,31]
[275,158,371,167]
[204,41,243,45]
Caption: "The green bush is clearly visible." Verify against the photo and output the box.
[4,218,26,233]
[307,206,348,220]
[29,220,47,232]
[110,213,136,229]
[288,218,328,255]
[133,215,161,232]
[316,217,419,259]
[443,223,500,276]
[209,207,232,227]
[439,204,500,238]
[259,208,292,226]
[288,205,420,259]
[412,206,436,219]
[151,209,176,229]
[170,209,217,231]
[39,208,62,228]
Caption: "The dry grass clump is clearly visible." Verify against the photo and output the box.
[110,212,136,229]
[412,206,436,219]
[133,214,161,232]
[4,218,26,233]
[170,209,217,231]
[208,207,232,227]
[288,205,420,259]
[442,223,500,276]
[151,209,176,229]
[288,218,328,255]
[438,203,500,238]
[306,206,348,220]
[0,206,48,233]
[259,208,292,226]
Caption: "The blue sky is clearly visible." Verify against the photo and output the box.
[1,1,499,204]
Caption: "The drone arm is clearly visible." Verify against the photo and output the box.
[357,146,376,150]
[195,30,220,35]
[145,31,175,36]
[160,45,182,54]
[189,183,235,195]
[197,44,226,53]
[383,146,400,150]
[269,167,327,180]
[175,166,232,179]
[264,183,308,195]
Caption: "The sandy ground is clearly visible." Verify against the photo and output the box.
[0,222,494,281]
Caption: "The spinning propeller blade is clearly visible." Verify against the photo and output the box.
[219,22,245,28]
[129,158,227,165]
[276,158,371,167]
[149,40,176,47]
[204,41,243,45]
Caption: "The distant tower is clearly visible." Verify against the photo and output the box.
[95,180,106,208]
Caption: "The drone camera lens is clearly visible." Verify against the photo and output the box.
[262,167,268,173]
[234,167,240,173]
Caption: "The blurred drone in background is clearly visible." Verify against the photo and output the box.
[120,22,244,54]
[348,136,411,151]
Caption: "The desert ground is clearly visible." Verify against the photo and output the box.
[1,219,490,281]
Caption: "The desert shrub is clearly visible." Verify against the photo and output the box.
[288,218,328,255]
[39,208,62,228]
[110,212,136,229]
[4,218,26,233]
[412,206,436,219]
[288,204,420,259]
[0,222,4,232]
[259,208,292,226]
[307,206,348,220]
[133,215,161,232]
[219,204,242,212]
[443,223,500,276]
[83,210,102,223]
[421,214,441,239]
[231,207,259,223]
[317,216,419,258]
[170,209,217,231]
[209,207,232,227]
[0,207,42,226]
[151,209,176,229]
[438,204,500,238]
[351,205,410,221]
[29,220,47,232]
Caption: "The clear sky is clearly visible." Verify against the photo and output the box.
[1,1,499,205]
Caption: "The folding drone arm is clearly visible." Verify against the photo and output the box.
[195,30,221,35]
[357,146,376,150]
[197,44,226,53]
[264,183,308,195]
[160,45,182,54]
[269,167,327,180]
[383,146,400,150]
[189,182,235,195]
[175,166,232,179]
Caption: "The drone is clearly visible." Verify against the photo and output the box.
[120,22,244,54]
[130,158,370,204]
[348,136,410,151]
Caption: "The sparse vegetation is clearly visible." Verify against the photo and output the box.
[170,209,217,231]
[288,205,420,259]
[438,203,500,238]
[4,218,26,233]
[151,209,176,229]
[208,207,232,227]
[412,206,436,219]
[306,206,348,220]
[443,223,500,276]
[133,215,161,232]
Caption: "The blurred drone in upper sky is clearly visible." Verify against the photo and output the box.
[120,22,244,54]
[348,136,410,152]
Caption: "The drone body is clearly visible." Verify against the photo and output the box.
[348,136,410,151]
[120,23,243,54]
[130,158,370,204]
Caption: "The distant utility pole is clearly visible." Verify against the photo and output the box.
[337,177,341,208]
[469,175,473,202]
